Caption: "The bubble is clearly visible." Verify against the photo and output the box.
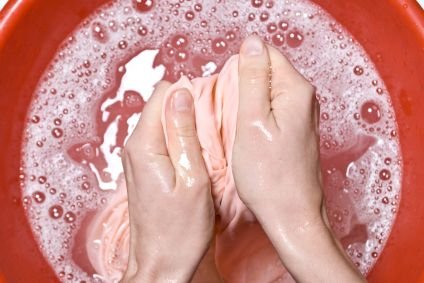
[54,118,62,126]
[278,20,289,31]
[175,50,188,62]
[232,10,239,17]
[133,0,154,13]
[171,35,189,49]
[118,40,128,49]
[31,115,40,123]
[384,158,392,165]
[267,22,277,33]
[265,0,274,8]
[64,212,77,223]
[248,13,256,21]
[371,252,378,258]
[379,169,391,181]
[225,31,236,41]
[353,65,364,76]
[287,30,304,48]
[353,113,360,120]
[82,60,91,68]
[321,112,329,120]
[185,11,195,21]
[360,101,381,124]
[260,11,270,22]
[137,25,148,36]
[194,3,202,12]
[81,181,91,190]
[271,33,285,46]
[49,205,64,219]
[52,128,64,138]
[38,176,47,184]
[211,38,228,54]
[251,0,263,8]
[382,197,389,204]
[32,191,46,204]
[92,22,108,43]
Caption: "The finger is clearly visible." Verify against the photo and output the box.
[238,35,272,124]
[164,88,209,189]
[267,45,316,122]
[314,96,320,136]
[125,81,171,156]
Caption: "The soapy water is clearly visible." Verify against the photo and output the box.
[20,0,402,282]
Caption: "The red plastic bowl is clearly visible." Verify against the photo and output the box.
[0,0,423,282]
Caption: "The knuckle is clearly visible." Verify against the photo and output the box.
[174,123,197,138]
[240,65,270,84]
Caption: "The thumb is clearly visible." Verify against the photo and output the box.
[165,88,209,189]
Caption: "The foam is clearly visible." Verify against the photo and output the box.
[20,0,402,281]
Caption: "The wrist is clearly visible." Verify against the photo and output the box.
[121,258,195,283]
[260,208,365,283]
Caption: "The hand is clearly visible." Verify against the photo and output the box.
[121,83,215,283]
[232,35,366,282]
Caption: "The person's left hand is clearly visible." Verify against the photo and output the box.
[121,82,215,283]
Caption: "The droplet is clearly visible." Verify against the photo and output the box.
[360,101,381,124]
[382,197,389,204]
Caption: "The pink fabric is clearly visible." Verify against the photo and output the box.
[86,55,287,282]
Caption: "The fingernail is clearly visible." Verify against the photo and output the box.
[172,89,192,112]
[242,35,264,56]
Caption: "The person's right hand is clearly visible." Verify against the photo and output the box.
[232,35,366,283]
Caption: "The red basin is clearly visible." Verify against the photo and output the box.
[0,0,423,282]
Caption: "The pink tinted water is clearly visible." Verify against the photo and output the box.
[20,0,402,282]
